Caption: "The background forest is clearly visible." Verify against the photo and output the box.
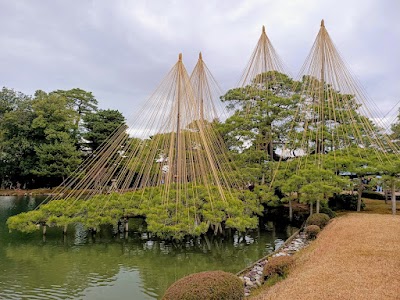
[0,87,124,189]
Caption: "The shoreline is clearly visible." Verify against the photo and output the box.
[237,224,307,297]
[250,213,400,300]
[0,189,55,196]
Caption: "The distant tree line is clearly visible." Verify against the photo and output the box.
[0,87,125,189]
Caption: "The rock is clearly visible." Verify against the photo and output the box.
[238,232,311,296]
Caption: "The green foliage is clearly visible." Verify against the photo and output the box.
[0,94,36,187]
[0,87,125,188]
[162,270,244,300]
[33,141,81,180]
[7,211,45,233]
[304,225,320,239]
[0,87,31,119]
[30,92,81,182]
[377,155,400,214]
[219,71,298,184]
[329,194,365,211]
[53,88,98,144]
[263,255,294,279]
[390,108,400,143]
[264,273,283,287]
[319,206,336,218]
[7,185,263,239]
[276,161,347,208]
[361,191,385,200]
[294,76,380,153]
[54,88,98,116]
[306,213,330,228]
[83,109,126,152]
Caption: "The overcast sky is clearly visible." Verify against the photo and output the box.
[1,0,399,126]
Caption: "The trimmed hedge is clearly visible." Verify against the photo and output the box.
[162,271,244,300]
[305,225,320,239]
[320,207,336,218]
[361,191,385,200]
[328,194,365,211]
[306,213,330,228]
[263,255,294,279]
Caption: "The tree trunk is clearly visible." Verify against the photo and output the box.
[218,223,223,235]
[289,199,293,222]
[214,223,222,235]
[310,203,313,215]
[124,219,129,232]
[391,181,397,215]
[385,188,388,204]
[271,222,276,241]
[316,200,320,213]
[203,235,211,251]
[63,225,67,235]
[357,184,363,212]
[42,224,47,235]
[269,135,274,180]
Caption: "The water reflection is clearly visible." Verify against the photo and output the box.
[0,196,295,300]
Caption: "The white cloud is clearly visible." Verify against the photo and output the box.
[0,0,398,126]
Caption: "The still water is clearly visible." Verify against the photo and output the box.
[0,196,295,299]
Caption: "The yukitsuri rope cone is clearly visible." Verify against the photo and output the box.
[8,54,263,238]
[282,20,398,161]
[272,20,400,215]
[220,25,296,186]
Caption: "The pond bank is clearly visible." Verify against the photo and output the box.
[250,213,400,300]
[237,226,309,297]
[0,189,55,196]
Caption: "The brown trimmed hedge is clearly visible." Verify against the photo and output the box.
[305,225,320,239]
[263,255,294,279]
[306,213,330,228]
[162,270,244,300]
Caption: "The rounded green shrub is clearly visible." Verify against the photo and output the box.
[320,207,336,218]
[306,213,330,228]
[162,270,244,300]
[304,225,320,239]
[263,255,294,279]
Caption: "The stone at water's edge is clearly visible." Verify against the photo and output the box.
[240,232,309,297]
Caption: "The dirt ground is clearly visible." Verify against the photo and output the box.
[251,213,400,300]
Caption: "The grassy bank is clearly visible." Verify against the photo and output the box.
[251,213,400,300]
[362,198,400,214]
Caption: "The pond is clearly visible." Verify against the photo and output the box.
[0,195,296,299]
